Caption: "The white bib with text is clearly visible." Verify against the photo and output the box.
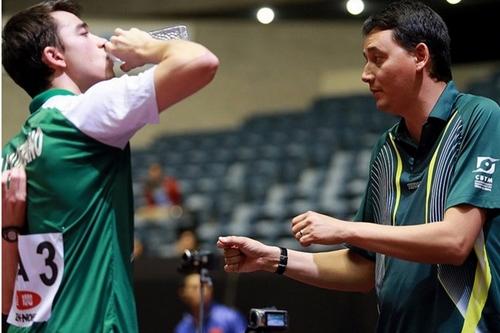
[7,233,64,327]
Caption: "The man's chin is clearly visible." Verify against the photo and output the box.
[106,69,116,79]
[375,99,385,110]
[375,100,392,115]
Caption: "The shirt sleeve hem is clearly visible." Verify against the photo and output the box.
[345,243,376,262]
[446,196,500,210]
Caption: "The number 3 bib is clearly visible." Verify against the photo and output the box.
[7,233,64,327]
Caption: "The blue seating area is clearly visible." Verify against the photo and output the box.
[467,71,500,105]
[132,70,500,257]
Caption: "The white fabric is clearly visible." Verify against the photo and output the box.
[42,67,159,149]
[7,233,64,327]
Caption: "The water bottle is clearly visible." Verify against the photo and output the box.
[108,25,189,63]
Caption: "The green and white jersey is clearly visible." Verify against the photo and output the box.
[351,82,500,333]
[2,67,159,332]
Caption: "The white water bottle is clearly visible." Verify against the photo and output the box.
[148,25,189,41]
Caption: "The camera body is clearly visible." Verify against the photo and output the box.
[247,308,288,332]
[179,249,214,273]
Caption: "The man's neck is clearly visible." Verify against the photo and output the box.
[402,80,447,143]
[191,302,211,324]
[50,72,82,94]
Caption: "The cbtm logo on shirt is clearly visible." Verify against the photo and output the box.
[472,156,499,191]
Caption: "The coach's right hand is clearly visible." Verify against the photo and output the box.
[217,236,281,273]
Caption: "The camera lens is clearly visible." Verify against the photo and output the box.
[178,250,215,273]
[183,249,193,261]
[250,311,258,325]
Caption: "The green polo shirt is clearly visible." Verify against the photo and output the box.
[351,82,500,332]
[2,89,138,333]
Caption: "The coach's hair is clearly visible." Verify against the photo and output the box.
[2,0,81,97]
[362,0,452,82]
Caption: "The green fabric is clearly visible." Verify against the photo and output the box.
[3,89,138,333]
[351,82,500,332]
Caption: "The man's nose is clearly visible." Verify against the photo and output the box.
[361,63,373,84]
[93,34,108,47]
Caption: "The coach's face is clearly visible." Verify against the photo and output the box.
[51,10,114,92]
[361,28,421,117]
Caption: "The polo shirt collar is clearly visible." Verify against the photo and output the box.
[394,81,460,155]
[29,89,75,114]
[427,80,459,121]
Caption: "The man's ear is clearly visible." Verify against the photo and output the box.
[414,42,430,72]
[42,46,66,69]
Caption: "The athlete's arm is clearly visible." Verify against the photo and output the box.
[106,28,219,112]
[217,236,375,292]
[2,167,27,314]
[292,204,484,265]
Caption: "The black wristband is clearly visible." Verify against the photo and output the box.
[275,247,288,275]
[2,313,10,332]
[2,226,23,242]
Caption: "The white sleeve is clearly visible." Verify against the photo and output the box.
[43,66,159,149]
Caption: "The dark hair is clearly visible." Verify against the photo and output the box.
[362,0,452,82]
[2,0,81,97]
[178,272,215,290]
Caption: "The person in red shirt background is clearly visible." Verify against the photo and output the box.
[144,162,183,207]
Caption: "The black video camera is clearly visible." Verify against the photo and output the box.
[178,249,215,273]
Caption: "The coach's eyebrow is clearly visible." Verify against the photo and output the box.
[76,22,89,33]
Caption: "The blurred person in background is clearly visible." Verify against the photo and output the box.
[136,162,184,221]
[175,273,247,333]
[218,1,500,332]
[1,0,218,332]
[144,162,183,207]
[175,226,200,256]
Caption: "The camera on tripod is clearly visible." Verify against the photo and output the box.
[177,249,216,333]
[178,249,215,273]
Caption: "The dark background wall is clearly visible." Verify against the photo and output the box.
[134,257,378,333]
